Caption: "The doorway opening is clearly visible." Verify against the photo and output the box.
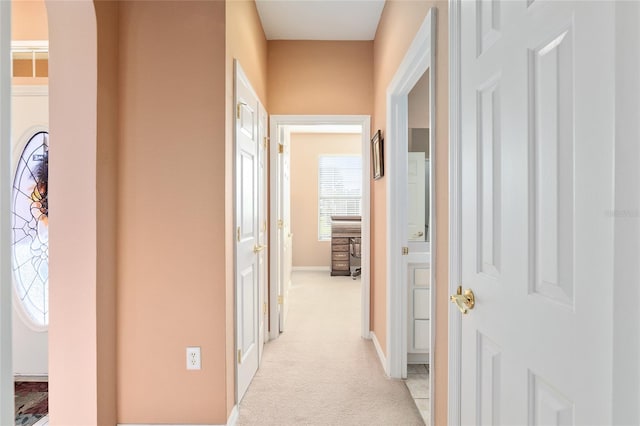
[268,115,371,341]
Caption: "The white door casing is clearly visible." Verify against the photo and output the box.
[235,61,264,402]
[452,1,616,424]
[269,115,371,341]
[258,103,268,361]
[0,2,13,423]
[386,9,436,398]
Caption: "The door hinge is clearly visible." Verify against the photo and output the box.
[237,227,241,242]
[278,295,283,305]
[263,136,269,150]
[236,101,247,120]
[263,221,268,232]
[277,219,283,230]
[278,143,284,154]
[237,349,242,364]
[263,302,267,315]
[402,247,409,255]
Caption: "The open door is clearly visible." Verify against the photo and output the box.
[270,125,292,336]
[278,128,292,332]
[454,1,616,423]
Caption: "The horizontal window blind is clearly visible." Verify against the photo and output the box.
[318,156,362,241]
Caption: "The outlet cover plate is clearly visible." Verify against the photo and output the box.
[186,346,201,370]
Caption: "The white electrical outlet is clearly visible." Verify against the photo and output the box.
[186,346,201,370]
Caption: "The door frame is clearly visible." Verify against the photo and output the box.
[385,9,436,408]
[447,1,462,425]
[269,115,371,340]
[0,1,12,423]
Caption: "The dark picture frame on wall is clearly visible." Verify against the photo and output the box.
[371,130,384,180]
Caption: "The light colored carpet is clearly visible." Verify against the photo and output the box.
[236,271,424,426]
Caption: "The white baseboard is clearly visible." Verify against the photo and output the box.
[117,407,237,426]
[408,352,429,364]
[33,416,49,426]
[370,331,389,376]
[226,405,239,426]
[292,266,330,272]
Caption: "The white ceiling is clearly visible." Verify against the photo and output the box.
[255,0,386,41]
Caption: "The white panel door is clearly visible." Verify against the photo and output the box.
[235,63,261,402]
[459,1,614,425]
[278,129,292,333]
[408,152,426,242]
[257,104,268,360]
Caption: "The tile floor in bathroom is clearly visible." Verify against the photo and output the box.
[405,364,429,424]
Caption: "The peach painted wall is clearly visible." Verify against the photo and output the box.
[267,41,373,115]
[373,1,449,425]
[290,133,361,268]
[11,0,48,85]
[46,0,99,424]
[11,0,47,40]
[116,1,227,424]
[225,0,268,416]
[94,1,118,424]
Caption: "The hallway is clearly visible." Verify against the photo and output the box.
[236,271,423,425]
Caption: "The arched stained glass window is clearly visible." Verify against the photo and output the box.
[12,131,49,328]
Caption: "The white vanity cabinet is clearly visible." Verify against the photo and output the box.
[408,264,430,364]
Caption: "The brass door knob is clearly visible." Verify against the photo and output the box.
[450,286,475,314]
[253,244,267,253]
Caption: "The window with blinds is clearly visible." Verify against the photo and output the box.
[318,155,362,241]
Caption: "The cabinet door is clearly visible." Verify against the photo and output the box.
[408,265,430,356]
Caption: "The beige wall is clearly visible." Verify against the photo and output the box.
[290,133,361,268]
[116,2,227,423]
[46,0,99,424]
[46,1,267,423]
[40,1,450,423]
[11,0,48,86]
[225,0,268,417]
[11,0,47,40]
[268,41,373,115]
[373,1,449,425]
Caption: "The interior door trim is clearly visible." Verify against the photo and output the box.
[385,7,436,374]
[448,1,462,425]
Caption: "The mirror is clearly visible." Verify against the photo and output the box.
[407,69,430,243]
